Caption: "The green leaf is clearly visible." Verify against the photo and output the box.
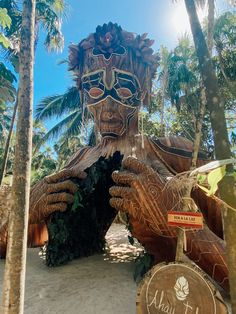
[197,174,207,184]
[71,192,79,212]
[207,165,226,196]
[0,33,10,48]
[0,8,11,28]
[53,0,65,14]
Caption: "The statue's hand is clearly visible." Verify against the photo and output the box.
[29,168,87,224]
[109,156,177,236]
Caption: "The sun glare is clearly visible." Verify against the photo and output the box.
[171,2,207,35]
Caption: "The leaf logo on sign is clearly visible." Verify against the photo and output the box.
[174,276,189,301]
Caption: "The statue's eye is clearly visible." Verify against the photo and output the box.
[89,87,104,99]
[117,87,132,99]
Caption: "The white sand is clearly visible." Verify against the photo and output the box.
[0,224,143,314]
[0,223,231,313]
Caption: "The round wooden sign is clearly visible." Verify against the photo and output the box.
[136,262,228,314]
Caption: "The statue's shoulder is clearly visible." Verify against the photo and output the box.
[148,135,210,160]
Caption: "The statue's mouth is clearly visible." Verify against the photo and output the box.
[100,111,123,129]
[100,120,123,131]
[99,114,124,137]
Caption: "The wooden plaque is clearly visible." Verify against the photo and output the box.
[136,262,228,314]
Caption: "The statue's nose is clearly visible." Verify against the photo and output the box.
[105,96,115,106]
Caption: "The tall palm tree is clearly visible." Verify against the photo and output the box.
[184,0,236,310]
[157,46,170,136]
[166,35,198,113]
[1,0,35,312]
[207,0,215,54]
[0,0,67,185]
[213,12,236,97]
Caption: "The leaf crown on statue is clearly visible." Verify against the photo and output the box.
[68,22,159,105]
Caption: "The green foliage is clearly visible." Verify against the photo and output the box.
[54,136,84,170]
[36,0,65,52]
[46,152,122,267]
[0,8,11,28]
[133,252,154,283]
[0,8,11,48]
[31,122,57,184]
[35,87,87,148]
[197,165,226,196]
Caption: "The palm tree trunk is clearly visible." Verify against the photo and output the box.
[207,0,215,55]
[1,0,35,313]
[191,87,206,168]
[0,98,18,186]
[175,86,206,261]
[185,0,236,311]
[184,0,231,160]
[160,71,168,137]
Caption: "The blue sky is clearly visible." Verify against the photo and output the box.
[33,0,234,129]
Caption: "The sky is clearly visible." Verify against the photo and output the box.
[33,0,234,129]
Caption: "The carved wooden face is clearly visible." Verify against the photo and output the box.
[82,67,143,138]
[69,23,158,138]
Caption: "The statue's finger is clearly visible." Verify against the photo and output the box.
[47,192,74,204]
[109,186,134,198]
[122,156,154,175]
[47,180,78,194]
[45,169,87,183]
[111,170,137,186]
[109,198,130,212]
[47,202,67,214]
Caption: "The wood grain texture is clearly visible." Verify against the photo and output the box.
[136,262,228,314]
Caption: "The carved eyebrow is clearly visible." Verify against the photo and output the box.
[82,74,101,82]
[82,70,104,82]
[116,73,139,88]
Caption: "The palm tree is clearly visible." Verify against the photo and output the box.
[0,61,16,185]
[213,12,236,97]
[0,103,11,143]
[184,0,236,310]
[207,0,215,54]
[1,0,35,312]
[0,0,67,185]
[166,35,198,112]
[157,46,170,136]
[35,86,87,149]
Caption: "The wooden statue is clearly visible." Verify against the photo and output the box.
[0,23,229,293]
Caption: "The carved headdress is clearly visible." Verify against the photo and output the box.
[68,22,159,106]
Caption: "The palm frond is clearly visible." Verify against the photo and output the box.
[36,110,81,147]
[36,1,65,51]
[62,110,83,139]
[35,87,81,121]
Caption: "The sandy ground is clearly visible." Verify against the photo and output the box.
[0,224,143,314]
[0,223,231,313]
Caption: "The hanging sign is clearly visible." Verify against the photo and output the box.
[167,211,203,229]
[136,262,228,314]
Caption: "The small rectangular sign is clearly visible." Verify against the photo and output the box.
[167,211,203,229]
